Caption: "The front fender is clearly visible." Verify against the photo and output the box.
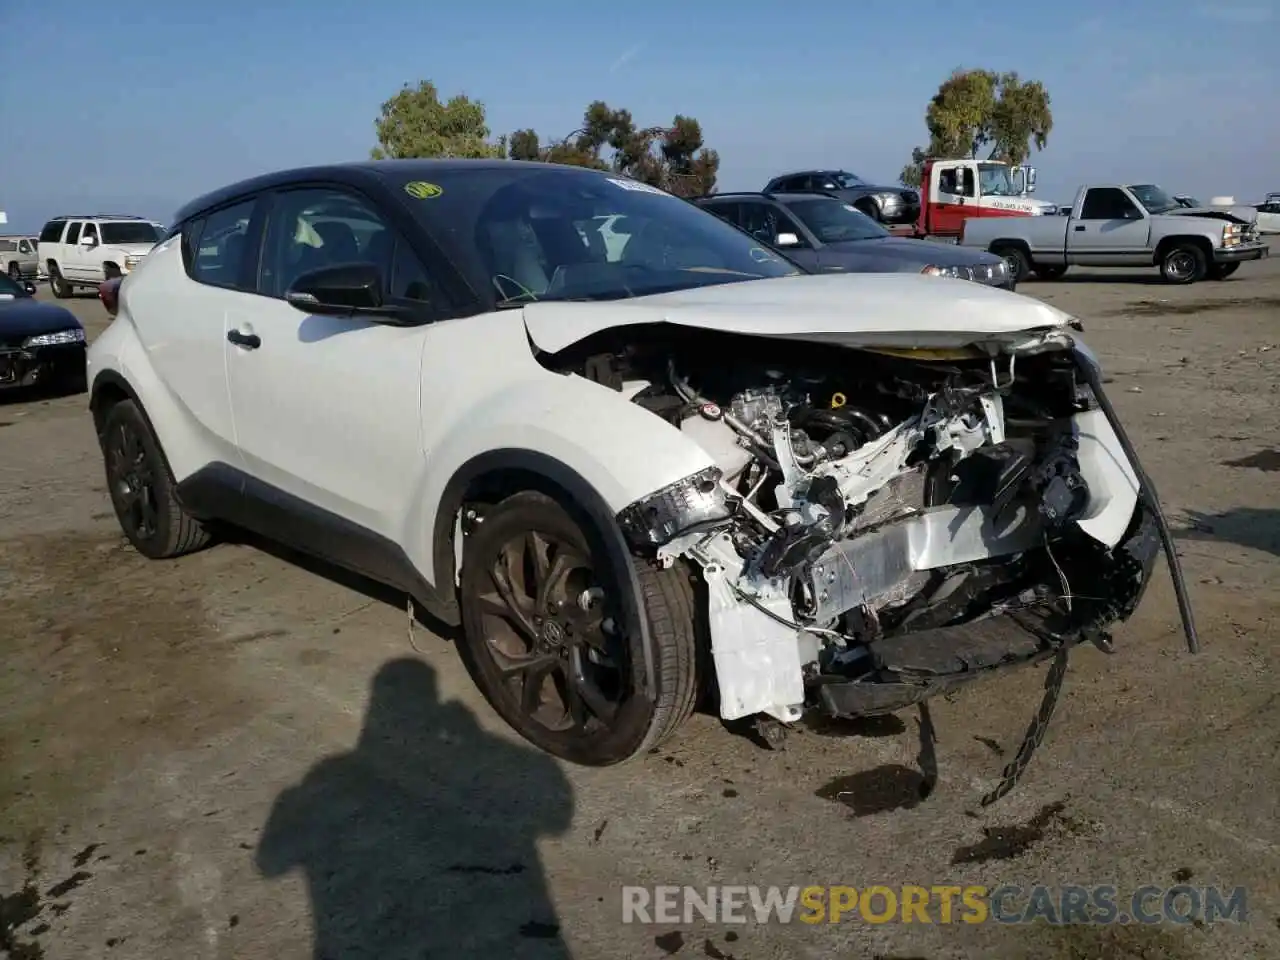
[402,371,717,588]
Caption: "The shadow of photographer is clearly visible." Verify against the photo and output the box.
[256,656,575,958]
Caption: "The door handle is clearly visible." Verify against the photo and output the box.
[227,329,261,349]
[1073,225,1086,232]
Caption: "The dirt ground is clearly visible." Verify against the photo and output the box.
[3,260,1279,960]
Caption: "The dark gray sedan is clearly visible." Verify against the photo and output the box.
[696,192,1014,290]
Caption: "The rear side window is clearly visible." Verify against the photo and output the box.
[39,220,65,243]
[184,200,257,289]
[0,240,15,252]
[65,222,82,245]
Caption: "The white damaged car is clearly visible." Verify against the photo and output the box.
[87,160,1196,775]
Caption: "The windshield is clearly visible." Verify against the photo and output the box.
[831,172,867,189]
[977,163,1021,197]
[785,199,888,242]
[0,272,28,297]
[1127,184,1179,215]
[101,222,163,245]
[391,167,800,306]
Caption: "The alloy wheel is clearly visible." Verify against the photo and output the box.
[472,529,625,735]
[107,420,160,541]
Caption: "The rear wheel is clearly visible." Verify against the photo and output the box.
[457,491,703,765]
[1208,262,1240,280]
[100,399,212,559]
[7,262,20,282]
[1160,244,1208,284]
[992,244,1031,283]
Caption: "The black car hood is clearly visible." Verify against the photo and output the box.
[0,298,84,339]
[822,236,998,267]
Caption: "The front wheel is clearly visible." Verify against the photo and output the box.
[457,491,704,765]
[1208,262,1240,280]
[48,264,71,298]
[1160,244,1208,284]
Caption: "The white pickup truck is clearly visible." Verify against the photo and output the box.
[959,183,1269,284]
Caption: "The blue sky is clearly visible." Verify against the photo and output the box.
[1,0,1276,232]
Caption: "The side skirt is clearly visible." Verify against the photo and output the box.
[176,462,461,627]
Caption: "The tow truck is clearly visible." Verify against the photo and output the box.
[887,157,1058,242]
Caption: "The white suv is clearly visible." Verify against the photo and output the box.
[85,159,1192,770]
[37,215,165,297]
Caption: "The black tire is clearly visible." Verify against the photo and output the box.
[992,244,1031,283]
[457,491,703,765]
[1160,244,1207,284]
[7,262,20,282]
[1033,264,1068,281]
[48,263,71,298]
[1208,262,1240,280]
[104,263,122,280]
[100,399,212,559]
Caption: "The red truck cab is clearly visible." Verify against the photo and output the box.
[889,158,1058,241]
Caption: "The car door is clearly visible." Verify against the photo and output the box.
[227,183,439,542]
[61,221,84,279]
[79,222,101,279]
[738,202,820,271]
[1070,188,1150,266]
[127,199,259,472]
[931,162,976,238]
[18,238,38,273]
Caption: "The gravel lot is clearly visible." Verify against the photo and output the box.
[3,261,1279,960]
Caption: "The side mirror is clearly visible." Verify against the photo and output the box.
[80,234,97,247]
[1027,167,1038,190]
[775,232,801,247]
[284,262,412,323]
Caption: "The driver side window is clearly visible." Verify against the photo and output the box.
[1080,188,1139,220]
[256,187,440,306]
[740,203,806,247]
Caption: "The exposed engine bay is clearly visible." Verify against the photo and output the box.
[540,326,1178,732]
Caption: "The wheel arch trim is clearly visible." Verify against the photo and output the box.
[430,448,659,701]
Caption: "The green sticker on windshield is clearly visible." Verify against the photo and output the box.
[404,181,442,199]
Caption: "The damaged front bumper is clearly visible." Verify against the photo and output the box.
[616,335,1195,727]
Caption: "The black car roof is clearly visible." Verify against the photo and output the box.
[171,158,611,225]
[698,191,838,204]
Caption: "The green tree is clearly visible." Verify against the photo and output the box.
[506,101,719,197]
[899,69,1052,187]
[370,81,505,160]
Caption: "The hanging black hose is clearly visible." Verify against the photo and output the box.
[1073,346,1199,654]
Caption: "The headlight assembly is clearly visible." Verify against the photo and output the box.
[23,328,85,348]
[920,264,974,281]
[617,466,731,546]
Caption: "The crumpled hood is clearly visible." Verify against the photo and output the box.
[1167,206,1257,225]
[0,299,84,339]
[521,272,1073,354]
